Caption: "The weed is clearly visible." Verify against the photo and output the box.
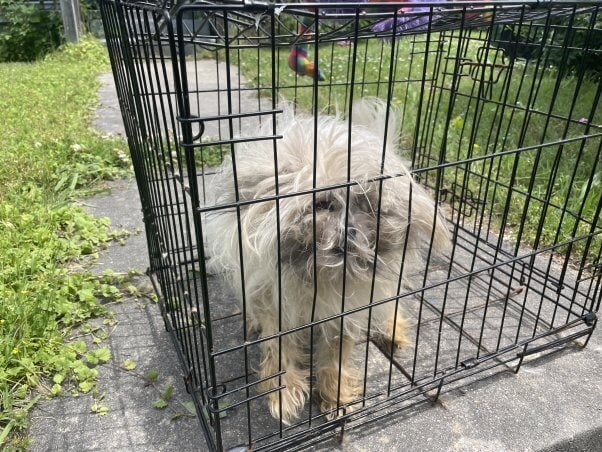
[123,359,138,371]
[0,37,132,447]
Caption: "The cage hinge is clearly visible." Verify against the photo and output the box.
[201,385,228,426]
[206,384,227,402]
[584,312,597,327]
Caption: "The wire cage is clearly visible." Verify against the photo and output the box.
[98,1,601,450]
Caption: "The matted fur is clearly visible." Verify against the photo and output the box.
[206,98,449,423]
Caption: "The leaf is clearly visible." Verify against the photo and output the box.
[217,402,229,419]
[53,173,69,192]
[200,402,228,419]
[77,288,96,303]
[80,243,94,255]
[85,352,99,366]
[153,399,168,409]
[123,359,137,370]
[69,173,79,191]
[71,340,87,355]
[0,420,16,447]
[161,385,174,401]
[79,380,94,393]
[146,370,159,383]
[50,383,62,397]
[91,402,109,416]
[181,401,196,415]
[52,374,64,384]
[15,384,29,398]
[73,362,97,381]
[94,347,111,364]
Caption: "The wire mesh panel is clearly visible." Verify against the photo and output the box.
[98,1,601,450]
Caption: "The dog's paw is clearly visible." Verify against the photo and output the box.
[317,367,360,421]
[320,398,357,421]
[266,368,309,424]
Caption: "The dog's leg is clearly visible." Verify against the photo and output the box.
[257,326,309,424]
[315,326,359,420]
[384,302,408,348]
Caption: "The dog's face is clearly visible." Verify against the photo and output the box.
[280,179,411,281]
[267,126,419,281]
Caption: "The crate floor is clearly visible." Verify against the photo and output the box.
[161,222,591,450]
[132,54,596,451]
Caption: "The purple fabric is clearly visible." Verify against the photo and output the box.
[371,0,446,36]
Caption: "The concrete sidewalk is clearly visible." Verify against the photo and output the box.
[28,75,208,451]
[28,71,601,452]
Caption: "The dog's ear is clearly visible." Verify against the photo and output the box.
[352,98,400,152]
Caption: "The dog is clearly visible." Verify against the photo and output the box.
[206,98,449,423]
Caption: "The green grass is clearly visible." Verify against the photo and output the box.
[0,38,132,448]
[229,32,600,260]
[195,141,229,169]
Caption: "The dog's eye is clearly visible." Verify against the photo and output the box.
[314,200,335,212]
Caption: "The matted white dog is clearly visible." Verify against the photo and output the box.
[206,98,449,423]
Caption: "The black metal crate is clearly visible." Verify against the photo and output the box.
[98,1,601,450]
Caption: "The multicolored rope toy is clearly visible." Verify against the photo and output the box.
[287,0,369,80]
[288,15,326,81]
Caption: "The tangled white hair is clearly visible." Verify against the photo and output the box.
[206,98,449,423]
